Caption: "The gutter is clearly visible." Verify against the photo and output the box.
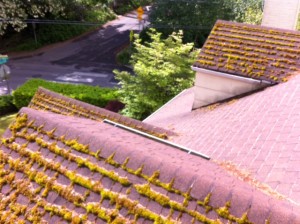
[191,66,273,85]
[103,119,210,160]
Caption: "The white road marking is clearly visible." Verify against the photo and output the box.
[55,71,109,83]
[70,71,108,77]
[56,76,93,83]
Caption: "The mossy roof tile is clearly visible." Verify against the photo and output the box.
[193,20,300,83]
[29,87,174,139]
[1,99,300,222]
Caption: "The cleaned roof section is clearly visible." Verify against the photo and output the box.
[29,87,174,139]
[1,107,299,223]
[193,20,300,83]
[145,74,300,206]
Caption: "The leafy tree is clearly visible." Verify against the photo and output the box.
[0,0,115,35]
[225,0,263,25]
[114,29,199,120]
[0,0,67,35]
[149,0,263,47]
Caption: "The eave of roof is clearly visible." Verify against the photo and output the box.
[193,20,300,83]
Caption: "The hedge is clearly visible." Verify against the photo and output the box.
[13,79,119,109]
[0,95,18,116]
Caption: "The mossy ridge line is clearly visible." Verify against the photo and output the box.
[0,184,19,213]
[9,202,27,217]
[33,92,89,114]
[46,132,185,198]
[0,168,47,223]
[4,139,103,197]
[8,113,28,133]
[30,98,80,117]
[0,158,122,224]
[135,184,255,224]
[1,138,176,223]
[31,93,108,121]
[31,91,169,139]
[216,27,300,43]
[35,92,114,119]
[85,202,129,223]
[209,36,280,52]
[0,165,15,191]
[13,122,179,196]
[0,142,85,203]
[0,210,26,224]
[0,151,91,223]
[221,22,300,39]
[33,93,107,120]
[215,31,296,48]
[32,96,92,118]
[134,183,216,223]
[49,134,189,199]
[35,136,130,187]
[10,126,131,187]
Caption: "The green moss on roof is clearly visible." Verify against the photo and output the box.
[0,112,267,223]
[29,87,171,139]
[193,20,300,83]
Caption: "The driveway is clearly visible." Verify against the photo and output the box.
[0,10,147,94]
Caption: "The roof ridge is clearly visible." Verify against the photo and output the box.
[28,87,175,139]
[216,19,300,35]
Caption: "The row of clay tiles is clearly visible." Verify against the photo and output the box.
[216,20,300,39]
[1,107,299,223]
[193,20,300,83]
[29,87,175,139]
[1,110,234,223]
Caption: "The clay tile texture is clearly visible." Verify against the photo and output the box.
[193,20,300,83]
[28,87,174,139]
[1,106,300,223]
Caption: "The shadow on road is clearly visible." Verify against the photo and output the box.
[51,24,132,74]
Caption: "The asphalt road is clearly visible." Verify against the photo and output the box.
[0,11,147,95]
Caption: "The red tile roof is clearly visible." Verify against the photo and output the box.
[29,87,174,139]
[145,74,300,207]
[1,107,299,223]
[193,20,300,83]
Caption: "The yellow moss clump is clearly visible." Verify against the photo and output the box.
[135,184,170,207]
[9,113,28,132]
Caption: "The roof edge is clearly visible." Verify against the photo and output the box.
[143,89,190,122]
[191,66,273,85]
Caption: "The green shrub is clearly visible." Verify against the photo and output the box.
[116,45,135,65]
[0,95,18,116]
[12,79,119,109]
[38,24,91,45]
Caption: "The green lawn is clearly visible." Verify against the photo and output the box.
[0,114,16,136]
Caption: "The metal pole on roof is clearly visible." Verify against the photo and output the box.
[103,119,210,160]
